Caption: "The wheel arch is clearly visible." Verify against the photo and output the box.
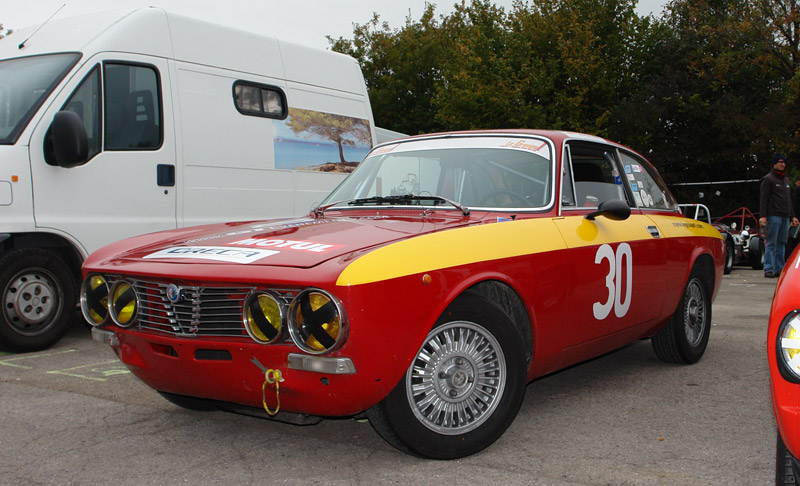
[462,280,534,368]
[0,232,85,286]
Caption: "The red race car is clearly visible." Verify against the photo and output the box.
[768,248,800,483]
[81,130,724,459]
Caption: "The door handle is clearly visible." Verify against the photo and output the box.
[157,164,175,187]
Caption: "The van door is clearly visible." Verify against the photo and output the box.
[29,54,176,255]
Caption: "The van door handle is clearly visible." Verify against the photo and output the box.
[157,164,175,187]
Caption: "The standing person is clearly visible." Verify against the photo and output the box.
[759,154,799,277]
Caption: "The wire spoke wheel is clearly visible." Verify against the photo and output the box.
[406,320,506,435]
[682,278,706,348]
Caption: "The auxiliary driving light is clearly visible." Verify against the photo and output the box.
[288,289,346,354]
[80,274,109,326]
[109,280,138,327]
[778,311,800,382]
[243,291,283,344]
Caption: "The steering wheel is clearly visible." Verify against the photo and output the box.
[478,189,533,207]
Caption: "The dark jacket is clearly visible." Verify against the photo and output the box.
[760,170,794,218]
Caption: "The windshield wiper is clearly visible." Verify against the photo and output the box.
[313,194,469,216]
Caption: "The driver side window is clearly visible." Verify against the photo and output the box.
[567,144,627,208]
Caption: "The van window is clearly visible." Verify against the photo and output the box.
[233,81,287,119]
[104,63,162,150]
[62,66,101,160]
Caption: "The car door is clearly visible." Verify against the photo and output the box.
[29,53,177,256]
[554,141,667,347]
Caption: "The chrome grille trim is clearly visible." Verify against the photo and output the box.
[102,276,298,338]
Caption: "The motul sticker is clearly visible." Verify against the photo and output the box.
[228,238,342,253]
[143,246,278,263]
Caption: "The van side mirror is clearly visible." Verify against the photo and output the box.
[584,199,631,221]
[49,111,89,168]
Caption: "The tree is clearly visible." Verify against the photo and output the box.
[286,108,371,164]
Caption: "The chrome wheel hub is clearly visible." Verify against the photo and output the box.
[683,278,706,347]
[406,321,506,435]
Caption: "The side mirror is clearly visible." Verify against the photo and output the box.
[584,199,631,221]
[49,110,89,168]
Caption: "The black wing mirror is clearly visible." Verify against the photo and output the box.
[584,199,631,221]
[47,110,89,168]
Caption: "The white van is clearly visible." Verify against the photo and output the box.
[0,7,383,351]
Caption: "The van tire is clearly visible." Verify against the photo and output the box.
[0,248,76,351]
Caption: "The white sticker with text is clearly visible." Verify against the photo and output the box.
[143,246,279,264]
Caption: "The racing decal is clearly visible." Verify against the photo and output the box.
[143,246,278,263]
[593,243,632,320]
[500,139,547,153]
[228,238,342,253]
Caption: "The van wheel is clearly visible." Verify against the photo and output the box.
[652,265,711,364]
[366,295,526,459]
[0,249,76,351]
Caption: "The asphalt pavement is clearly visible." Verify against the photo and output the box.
[0,267,777,485]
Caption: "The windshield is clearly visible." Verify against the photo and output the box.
[321,136,554,211]
[0,53,81,144]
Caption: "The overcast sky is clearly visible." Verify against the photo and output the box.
[1,0,668,50]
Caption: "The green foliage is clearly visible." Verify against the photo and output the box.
[286,108,371,163]
[331,0,800,215]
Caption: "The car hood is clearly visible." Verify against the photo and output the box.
[101,214,478,268]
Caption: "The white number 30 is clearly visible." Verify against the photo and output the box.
[592,243,633,320]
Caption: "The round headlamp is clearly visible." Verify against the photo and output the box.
[243,291,283,344]
[80,274,109,326]
[288,289,346,354]
[109,280,138,327]
[778,311,800,382]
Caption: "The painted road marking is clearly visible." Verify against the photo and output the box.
[0,349,78,369]
[47,360,130,382]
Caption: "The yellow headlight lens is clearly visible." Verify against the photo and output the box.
[243,292,283,344]
[288,289,345,354]
[779,313,800,380]
[80,274,109,326]
[109,281,137,327]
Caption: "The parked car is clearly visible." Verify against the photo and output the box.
[82,130,724,459]
[679,203,735,274]
[768,246,800,484]
[713,207,764,271]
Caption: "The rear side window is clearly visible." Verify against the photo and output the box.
[104,63,162,150]
[233,81,287,119]
[619,151,676,210]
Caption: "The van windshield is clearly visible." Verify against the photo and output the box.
[0,53,80,145]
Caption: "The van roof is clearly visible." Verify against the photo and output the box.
[0,7,365,95]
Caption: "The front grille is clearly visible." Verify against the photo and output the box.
[105,277,295,338]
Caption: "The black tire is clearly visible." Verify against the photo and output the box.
[750,236,764,270]
[366,294,527,459]
[724,238,734,275]
[0,248,76,352]
[652,265,711,364]
[158,392,218,411]
[777,430,800,485]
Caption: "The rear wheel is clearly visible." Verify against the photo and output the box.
[724,239,734,274]
[652,265,711,364]
[0,248,76,351]
[366,294,527,459]
[750,236,764,270]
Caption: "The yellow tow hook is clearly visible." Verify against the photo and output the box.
[262,368,284,416]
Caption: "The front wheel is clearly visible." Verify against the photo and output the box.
[777,430,800,485]
[366,295,527,459]
[652,265,711,364]
[0,248,76,351]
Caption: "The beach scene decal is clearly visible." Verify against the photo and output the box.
[274,108,372,172]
